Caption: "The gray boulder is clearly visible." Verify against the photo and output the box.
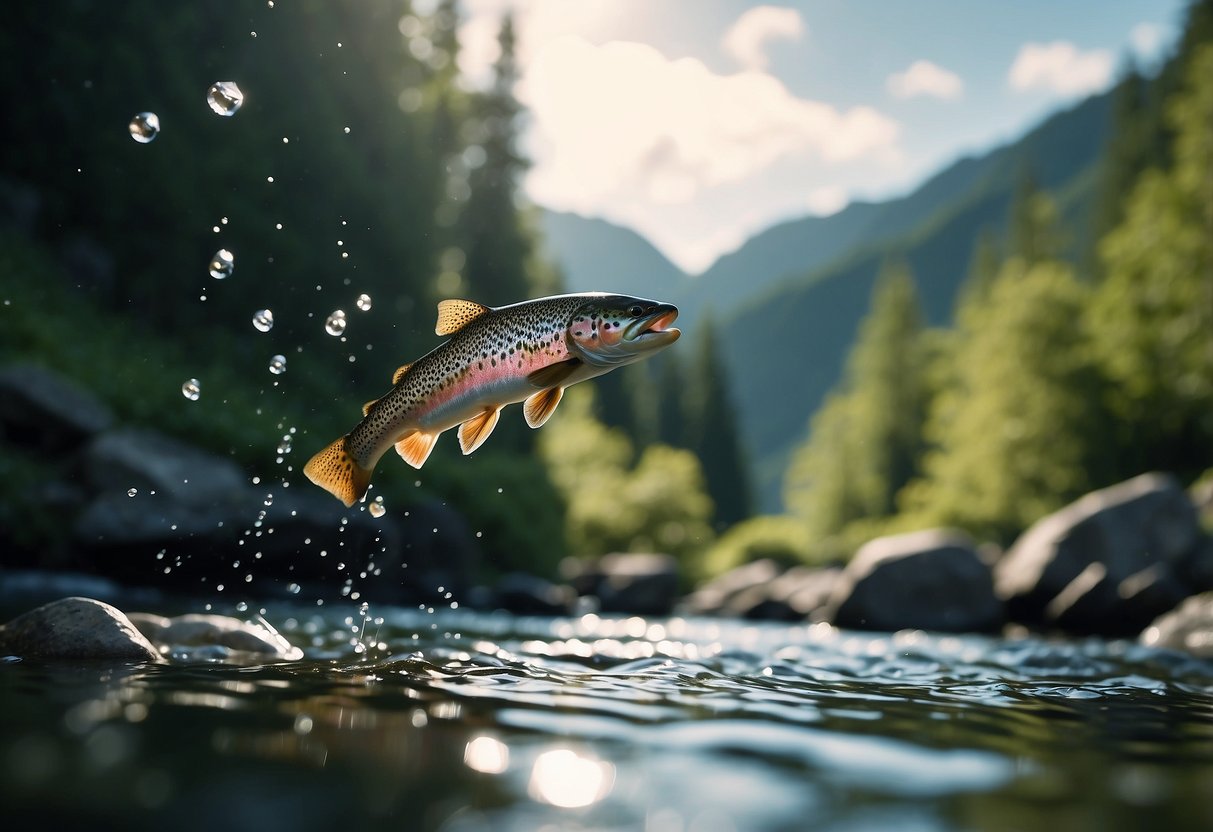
[0,596,160,661]
[127,612,302,662]
[680,559,781,617]
[569,553,680,616]
[995,473,1204,630]
[1140,592,1213,658]
[737,566,842,621]
[0,363,112,453]
[483,573,574,615]
[82,427,247,506]
[825,529,1003,633]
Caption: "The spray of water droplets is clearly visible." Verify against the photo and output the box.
[268,354,287,375]
[181,379,201,401]
[356,293,372,312]
[252,309,274,332]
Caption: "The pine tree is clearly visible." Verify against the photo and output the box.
[684,318,753,529]
[785,260,927,544]
[1089,44,1213,480]
[458,14,534,306]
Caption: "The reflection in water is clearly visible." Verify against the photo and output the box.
[528,748,614,808]
[1,606,1211,831]
[463,735,509,774]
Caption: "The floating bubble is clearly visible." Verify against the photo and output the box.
[127,488,138,497]
[207,81,244,116]
[181,379,201,401]
[128,112,160,143]
[325,310,347,336]
[209,249,234,280]
[369,499,386,519]
[356,293,372,312]
[252,309,274,332]
[268,354,287,375]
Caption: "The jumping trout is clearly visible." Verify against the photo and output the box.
[304,292,680,506]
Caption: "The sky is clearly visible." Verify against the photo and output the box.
[449,1,1187,274]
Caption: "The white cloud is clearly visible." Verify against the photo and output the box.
[886,59,963,100]
[721,5,805,71]
[805,186,848,216]
[519,36,899,271]
[1007,41,1114,97]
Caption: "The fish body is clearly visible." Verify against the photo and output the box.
[305,292,680,506]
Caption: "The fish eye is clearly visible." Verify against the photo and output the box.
[628,304,644,317]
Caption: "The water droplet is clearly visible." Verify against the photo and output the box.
[268,354,287,375]
[236,601,248,612]
[127,487,138,497]
[128,112,160,143]
[324,310,347,336]
[276,435,293,455]
[356,293,372,312]
[369,500,386,519]
[287,582,300,595]
[209,249,234,280]
[207,81,244,116]
[181,379,201,401]
[263,494,274,507]
[252,308,274,332]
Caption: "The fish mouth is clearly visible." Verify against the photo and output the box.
[623,304,681,346]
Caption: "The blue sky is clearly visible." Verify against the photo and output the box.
[453,1,1187,272]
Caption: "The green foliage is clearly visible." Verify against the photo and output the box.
[700,515,815,581]
[784,260,927,548]
[539,388,715,578]
[1089,44,1213,480]
[901,256,1108,542]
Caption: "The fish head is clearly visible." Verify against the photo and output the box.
[566,294,681,368]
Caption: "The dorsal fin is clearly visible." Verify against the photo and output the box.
[435,299,490,336]
[526,358,582,389]
[392,363,412,385]
[524,387,564,429]
[361,399,379,417]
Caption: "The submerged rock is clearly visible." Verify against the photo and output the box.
[995,473,1205,633]
[0,596,160,661]
[128,612,302,662]
[825,529,1003,633]
[1141,592,1213,658]
[0,363,113,453]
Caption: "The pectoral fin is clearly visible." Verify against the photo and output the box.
[395,430,438,469]
[458,406,502,455]
[526,358,581,389]
[523,387,564,429]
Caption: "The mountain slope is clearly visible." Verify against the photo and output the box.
[714,93,1114,510]
[537,210,688,299]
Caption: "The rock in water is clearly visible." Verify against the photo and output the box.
[1141,592,1213,658]
[0,596,160,661]
[825,529,1003,633]
[575,553,680,616]
[127,613,302,662]
[994,473,1204,633]
[0,363,113,453]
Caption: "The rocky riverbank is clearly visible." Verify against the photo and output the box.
[2,363,1212,659]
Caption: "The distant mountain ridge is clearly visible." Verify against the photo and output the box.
[538,90,1115,512]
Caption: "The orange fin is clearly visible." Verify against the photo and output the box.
[524,387,564,429]
[362,399,378,417]
[435,299,490,336]
[458,406,502,455]
[527,358,581,389]
[392,363,412,385]
[304,437,373,508]
[395,430,437,469]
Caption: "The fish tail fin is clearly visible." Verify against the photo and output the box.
[304,436,373,507]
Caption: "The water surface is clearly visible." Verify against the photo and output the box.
[3,605,1211,831]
